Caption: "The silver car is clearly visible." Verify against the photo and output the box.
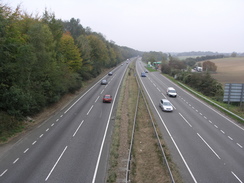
[159,99,173,112]
[101,79,108,85]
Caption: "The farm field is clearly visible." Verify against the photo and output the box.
[209,57,244,86]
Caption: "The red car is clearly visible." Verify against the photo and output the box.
[103,95,112,103]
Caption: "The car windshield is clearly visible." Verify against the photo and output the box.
[169,90,175,93]
[104,96,110,98]
[164,102,171,106]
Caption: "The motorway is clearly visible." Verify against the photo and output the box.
[0,61,129,183]
[136,58,244,183]
[1,57,243,183]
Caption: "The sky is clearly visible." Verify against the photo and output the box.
[5,0,244,53]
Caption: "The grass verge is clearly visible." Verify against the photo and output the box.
[163,74,244,123]
[107,61,182,182]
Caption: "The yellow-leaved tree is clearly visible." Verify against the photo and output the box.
[59,31,82,72]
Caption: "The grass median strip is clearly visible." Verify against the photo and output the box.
[107,62,182,183]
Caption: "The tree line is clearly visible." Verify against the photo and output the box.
[176,51,222,56]
[160,56,223,98]
[141,51,223,99]
[141,51,168,62]
[0,4,141,139]
[183,54,224,67]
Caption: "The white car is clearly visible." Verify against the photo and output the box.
[159,99,173,112]
[167,87,177,97]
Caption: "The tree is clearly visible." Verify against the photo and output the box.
[161,62,171,74]
[42,10,63,48]
[169,57,186,70]
[106,42,117,67]
[76,35,93,80]
[87,34,109,76]
[231,52,237,57]
[58,31,82,72]
[202,60,217,72]
[63,18,85,40]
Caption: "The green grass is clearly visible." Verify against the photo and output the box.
[162,73,244,123]
[145,66,157,72]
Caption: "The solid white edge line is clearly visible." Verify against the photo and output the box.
[92,63,128,183]
[45,146,68,181]
[197,133,221,159]
[136,62,198,183]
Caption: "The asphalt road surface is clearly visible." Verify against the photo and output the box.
[0,61,129,183]
[136,59,244,183]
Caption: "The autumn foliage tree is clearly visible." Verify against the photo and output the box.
[202,60,217,72]
[59,31,82,72]
[0,3,141,140]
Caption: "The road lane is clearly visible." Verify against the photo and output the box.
[0,61,129,183]
[136,59,244,183]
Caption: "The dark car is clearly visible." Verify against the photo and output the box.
[103,95,112,103]
[108,72,113,76]
[101,79,107,85]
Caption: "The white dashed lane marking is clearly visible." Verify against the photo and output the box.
[73,120,84,137]
[197,133,221,159]
[24,148,29,153]
[228,136,233,141]
[237,143,243,148]
[87,105,94,115]
[95,96,100,103]
[179,96,243,150]
[13,158,19,164]
[0,169,8,177]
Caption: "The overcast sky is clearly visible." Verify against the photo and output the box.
[6,0,244,53]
